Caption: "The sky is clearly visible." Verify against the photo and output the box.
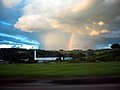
[0,0,120,50]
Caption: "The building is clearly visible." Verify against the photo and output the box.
[34,50,72,62]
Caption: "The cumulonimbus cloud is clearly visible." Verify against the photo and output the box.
[14,0,120,49]
[14,0,120,36]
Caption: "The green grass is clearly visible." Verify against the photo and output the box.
[0,62,120,77]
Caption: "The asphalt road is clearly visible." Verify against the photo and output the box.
[0,76,120,90]
[0,84,120,90]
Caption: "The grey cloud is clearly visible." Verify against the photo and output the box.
[102,30,120,38]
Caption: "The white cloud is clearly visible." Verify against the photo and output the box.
[98,21,105,26]
[0,44,12,48]
[72,0,95,13]
[90,29,110,36]
[15,15,51,32]
[1,0,21,8]
[15,0,96,32]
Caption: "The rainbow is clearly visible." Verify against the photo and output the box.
[68,33,73,50]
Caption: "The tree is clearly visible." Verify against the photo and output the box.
[111,43,120,49]
[111,43,120,61]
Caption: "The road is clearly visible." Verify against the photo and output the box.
[0,76,120,90]
[0,84,120,90]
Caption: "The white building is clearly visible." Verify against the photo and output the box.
[34,50,72,62]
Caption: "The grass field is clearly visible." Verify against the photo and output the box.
[0,62,120,77]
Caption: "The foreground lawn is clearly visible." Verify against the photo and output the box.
[0,62,120,77]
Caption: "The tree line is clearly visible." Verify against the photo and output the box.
[0,43,120,63]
